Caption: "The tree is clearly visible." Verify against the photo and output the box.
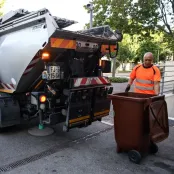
[0,0,5,16]
[87,0,173,39]
[157,0,174,38]
[135,40,160,63]
[159,50,172,61]
[117,43,133,71]
[85,1,174,75]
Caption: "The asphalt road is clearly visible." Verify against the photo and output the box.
[0,83,173,174]
[1,121,174,174]
[4,126,174,174]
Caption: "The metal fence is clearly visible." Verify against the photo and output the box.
[159,63,174,95]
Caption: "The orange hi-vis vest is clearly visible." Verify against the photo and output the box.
[130,64,161,94]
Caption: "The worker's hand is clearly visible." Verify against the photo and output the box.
[125,84,131,92]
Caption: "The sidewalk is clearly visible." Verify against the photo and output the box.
[6,125,174,174]
[103,72,130,78]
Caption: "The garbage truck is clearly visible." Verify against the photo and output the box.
[0,8,122,132]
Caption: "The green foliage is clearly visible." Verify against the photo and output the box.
[159,51,172,61]
[0,0,5,16]
[87,0,158,35]
[109,77,128,83]
[117,44,132,62]
[110,39,136,71]
[135,40,160,63]
[164,34,174,53]
[116,43,134,69]
[84,1,174,64]
[115,61,120,69]
[87,0,174,39]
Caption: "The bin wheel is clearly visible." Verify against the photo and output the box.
[128,150,141,164]
[149,142,158,154]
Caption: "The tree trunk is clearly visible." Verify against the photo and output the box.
[122,62,127,71]
[121,62,126,71]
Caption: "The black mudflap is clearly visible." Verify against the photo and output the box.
[64,89,92,131]
[92,87,111,121]
[0,95,21,128]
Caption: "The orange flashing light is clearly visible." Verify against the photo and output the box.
[99,59,102,66]
[39,95,47,103]
[42,52,50,61]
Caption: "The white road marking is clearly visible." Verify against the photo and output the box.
[101,121,114,126]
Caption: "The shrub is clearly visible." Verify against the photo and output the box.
[109,77,128,83]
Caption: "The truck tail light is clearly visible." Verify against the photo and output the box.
[42,52,50,61]
[39,95,47,103]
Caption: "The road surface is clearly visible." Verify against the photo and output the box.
[0,83,173,174]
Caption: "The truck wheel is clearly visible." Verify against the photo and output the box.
[149,142,158,154]
[128,150,141,164]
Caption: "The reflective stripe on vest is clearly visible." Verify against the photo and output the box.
[136,78,154,84]
[135,85,154,90]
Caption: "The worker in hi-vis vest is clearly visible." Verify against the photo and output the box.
[125,52,161,95]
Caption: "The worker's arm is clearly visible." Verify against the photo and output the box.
[128,78,134,85]
[125,66,137,92]
[154,81,160,95]
[125,78,134,92]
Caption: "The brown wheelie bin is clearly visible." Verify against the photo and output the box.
[108,92,169,164]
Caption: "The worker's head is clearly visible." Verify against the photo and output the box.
[143,52,154,67]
